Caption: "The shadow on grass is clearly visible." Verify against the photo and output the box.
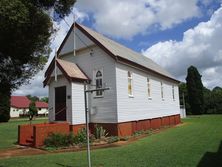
[55,163,74,167]
[197,141,222,167]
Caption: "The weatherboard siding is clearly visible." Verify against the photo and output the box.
[62,46,117,123]
[71,82,85,125]
[116,63,180,123]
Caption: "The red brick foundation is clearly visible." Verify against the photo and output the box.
[70,124,86,135]
[18,124,34,146]
[33,122,70,147]
[89,114,181,137]
[18,122,69,147]
[18,114,181,147]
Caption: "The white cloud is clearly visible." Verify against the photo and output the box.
[142,6,222,88]
[13,8,88,97]
[76,0,201,39]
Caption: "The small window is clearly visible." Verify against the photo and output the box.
[172,85,175,100]
[128,71,133,96]
[95,70,103,96]
[147,78,151,98]
[161,82,164,100]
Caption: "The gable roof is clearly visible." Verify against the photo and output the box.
[43,59,89,86]
[35,101,48,108]
[46,23,179,84]
[11,96,30,108]
[75,24,175,79]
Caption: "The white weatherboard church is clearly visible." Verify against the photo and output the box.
[44,23,181,136]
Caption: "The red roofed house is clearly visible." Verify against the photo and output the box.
[10,96,30,117]
[10,96,49,118]
[35,101,48,116]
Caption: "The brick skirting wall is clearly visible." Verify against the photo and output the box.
[18,114,180,147]
[89,114,181,136]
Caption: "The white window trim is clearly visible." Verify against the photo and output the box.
[147,77,152,100]
[172,85,175,101]
[128,71,134,97]
[161,82,164,101]
[94,68,104,98]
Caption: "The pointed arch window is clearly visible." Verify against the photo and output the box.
[161,82,164,100]
[147,78,151,98]
[128,71,133,96]
[172,85,175,100]
[95,70,103,96]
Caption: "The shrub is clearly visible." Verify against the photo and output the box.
[44,133,74,148]
[94,124,109,139]
[107,136,119,143]
[73,128,87,144]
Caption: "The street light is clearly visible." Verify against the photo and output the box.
[84,83,110,167]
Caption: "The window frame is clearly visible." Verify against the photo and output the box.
[147,77,152,99]
[172,85,175,101]
[161,81,164,100]
[128,71,133,97]
[94,68,104,98]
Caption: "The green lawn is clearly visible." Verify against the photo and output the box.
[0,118,47,150]
[0,115,222,167]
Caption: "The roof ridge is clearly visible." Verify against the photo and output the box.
[76,23,175,81]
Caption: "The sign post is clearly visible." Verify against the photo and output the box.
[84,83,110,167]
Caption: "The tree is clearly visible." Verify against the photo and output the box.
[179,83,191,114]
[211,87,222,114]
[27,95,39,102]
[186,66,204,115]
[28,101,37,121]
[0,0,76,122]
[40,97,49,103]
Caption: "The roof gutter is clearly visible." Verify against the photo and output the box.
[115,56,180,84]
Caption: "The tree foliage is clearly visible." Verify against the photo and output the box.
[179,83,191,114]
[28,101,37,121]
[27,95,40,102]
[40,97,49,103]
[186,66,204,115]
[0,0,75,122]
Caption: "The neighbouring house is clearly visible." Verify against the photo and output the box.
[44,23,181,136]
[10,96,30,117]
[10,96,48,118]
[18,23,181,147]
[35,101,48,116]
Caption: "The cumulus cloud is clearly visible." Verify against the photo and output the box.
[76,0,201,39]
[142,6,222,88]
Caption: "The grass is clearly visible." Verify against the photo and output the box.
[0,118,47,150]
[0,115,222,167]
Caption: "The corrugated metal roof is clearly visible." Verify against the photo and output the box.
[77,23,175,80]
[11,96,30,108]
[56,59,88,80]
[35,101,48,108]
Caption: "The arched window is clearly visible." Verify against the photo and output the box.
[95,70,103,96]
[147,78,151,98]
[172,85,175,100]
[128,71,133,96]
[161,82,164,100]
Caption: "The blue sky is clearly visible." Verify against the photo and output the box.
[14,0,222,97]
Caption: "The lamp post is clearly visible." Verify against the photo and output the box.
[84,83,110,167]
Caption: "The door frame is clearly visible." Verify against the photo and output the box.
[54,86,67,121]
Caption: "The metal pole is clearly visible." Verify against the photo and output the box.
[84,83,91,167]
[73,15,76,56]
